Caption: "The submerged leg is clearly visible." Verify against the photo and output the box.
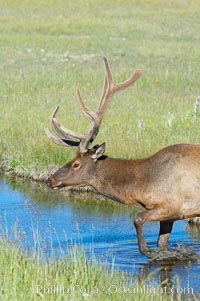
[157,221,173,248]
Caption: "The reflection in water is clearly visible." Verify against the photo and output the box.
[0,173,200,295]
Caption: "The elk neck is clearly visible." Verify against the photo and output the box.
[89,156,149,205]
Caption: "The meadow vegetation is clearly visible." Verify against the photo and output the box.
[0,234,187,301]
[1,0,200,177]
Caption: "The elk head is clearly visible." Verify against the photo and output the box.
[45,57,142,190]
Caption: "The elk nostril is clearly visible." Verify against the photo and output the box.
[46,178,52,187]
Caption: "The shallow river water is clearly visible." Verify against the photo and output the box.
[0,174,200,295]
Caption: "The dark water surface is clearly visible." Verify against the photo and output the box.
[0,174,200,295]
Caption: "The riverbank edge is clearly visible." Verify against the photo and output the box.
[1,156,200,224]
[0,156,109,201]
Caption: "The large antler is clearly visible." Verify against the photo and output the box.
[45,57,142,153]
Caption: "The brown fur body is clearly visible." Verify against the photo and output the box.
[92,144,200,217]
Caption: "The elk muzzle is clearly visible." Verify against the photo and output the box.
[46,177,64,190]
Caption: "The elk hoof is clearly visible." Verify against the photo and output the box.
[140,246,154,258]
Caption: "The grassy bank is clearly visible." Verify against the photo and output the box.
[0,235,189,301]
[1,0,200,177]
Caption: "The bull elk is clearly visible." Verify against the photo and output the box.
[45,57,200,258]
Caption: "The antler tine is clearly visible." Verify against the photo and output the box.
[102,57,114,89]
[51,106,84,141]
[98,57,142,116]
[44,126,75,147]
[98,72,108,111]
[115,69,142,91]
[76,88,97,122]
[98,58,111,113]
[45,106,84,148]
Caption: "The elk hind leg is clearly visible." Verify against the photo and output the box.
[157,221,173,249]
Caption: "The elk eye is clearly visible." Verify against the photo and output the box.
[73,163,80,169]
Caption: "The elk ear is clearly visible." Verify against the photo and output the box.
[91,142,106,161]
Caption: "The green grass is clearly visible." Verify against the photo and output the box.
[0,234,186,301]
[0,0,200,175]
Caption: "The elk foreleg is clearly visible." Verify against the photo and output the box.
[134,215,152,257]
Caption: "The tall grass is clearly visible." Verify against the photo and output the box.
[1,0,200,176]
[0,232,188,301]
